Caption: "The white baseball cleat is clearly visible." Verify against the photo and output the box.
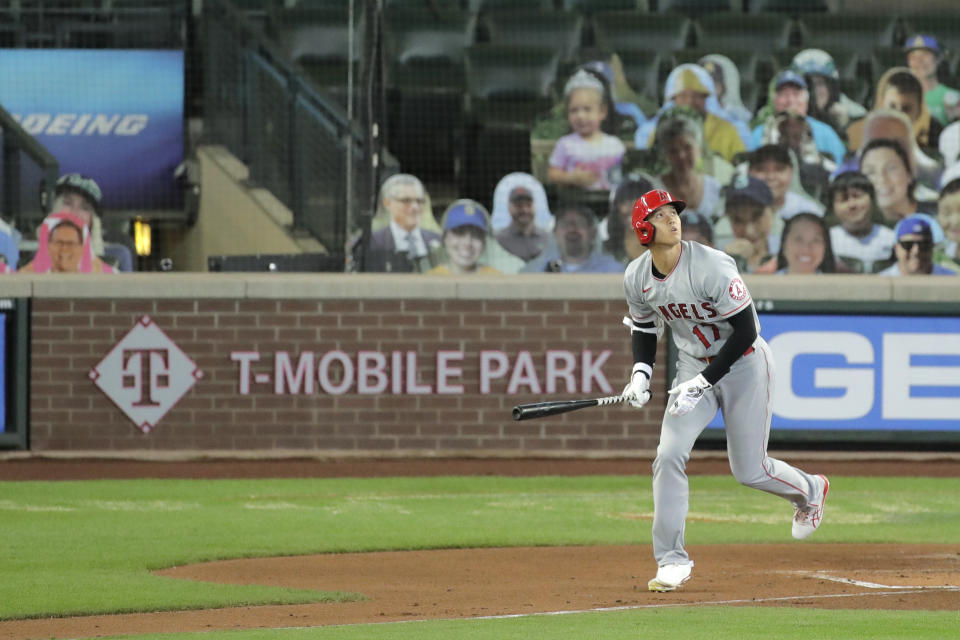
[792,474,829,540]
[647,562,692,592]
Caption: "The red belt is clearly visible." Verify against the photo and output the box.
[702,346,754,364]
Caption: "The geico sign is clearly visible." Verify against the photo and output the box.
[231,349,614,396]
[769,331,960,420]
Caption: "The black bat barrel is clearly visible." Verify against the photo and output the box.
[511,399,597,421]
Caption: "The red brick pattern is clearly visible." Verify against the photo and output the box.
[30,298,667,452]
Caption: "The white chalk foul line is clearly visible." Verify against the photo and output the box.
[278,588,954,632]
[803,572,960,591]
[464,588,959,621]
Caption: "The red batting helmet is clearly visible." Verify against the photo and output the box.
[631,189,686,245]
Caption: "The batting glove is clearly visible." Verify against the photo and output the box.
[668,373,712,417]
[622,363,652,409]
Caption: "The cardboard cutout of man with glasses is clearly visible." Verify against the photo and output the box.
[366,174,442,273]
[878,213,957,276]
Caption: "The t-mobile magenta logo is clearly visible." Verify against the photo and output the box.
[89,316,203,433]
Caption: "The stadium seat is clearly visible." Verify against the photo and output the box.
[268,8,364,106]
[900,14,960,55]
[289,0,366,7]
[483,10,585,66]
[49,0,185,49]
[693,13,795,51]
[295,59,357,108]
[268,8,363,67]
[0,22,26,47]
[838,76,871,107]
[617,50,677,104]
[219,0,279,31]
[384,0,463,7]
[96,0,181,9]
[947,50,960,87]
[592,11,693,52]
[54,20,181,48]
[747,0,828,15]
[563,0,649,11]
[103,243,134,273]
[795,14,902,51]
[864,46,908,93]
[382,9,476,91]
[656,0,732,17]
[739,79,762,112]
[468,0,553,11]
[381,9,477,180]
[103,0,187,13]
[462,45,562,200]
[230,0,284,9]
[464,45,562,129]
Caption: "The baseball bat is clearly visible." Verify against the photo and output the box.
[511,394,625,421]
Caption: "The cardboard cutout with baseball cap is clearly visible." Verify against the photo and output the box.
[904,34,960,126]
[428,200,503,275]
[51,173,107,258]
[18,211,115,274]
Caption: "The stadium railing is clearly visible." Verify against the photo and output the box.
[201,0,393,266]
[0,104,59,234]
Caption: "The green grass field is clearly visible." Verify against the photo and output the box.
[3,474,959,638]
[111,608,960,640]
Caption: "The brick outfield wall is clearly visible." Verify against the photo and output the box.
[30,298,669,452]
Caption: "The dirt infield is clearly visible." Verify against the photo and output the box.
[0,456,958,639]
[3,454,960,481]
[2,543,958,639]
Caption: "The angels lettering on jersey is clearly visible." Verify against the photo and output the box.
[655,301,718,323]
[624,242,759,358]
[648,276,747,323]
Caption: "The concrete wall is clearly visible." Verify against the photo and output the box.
[161,146,306,272]
[4,273,958,454]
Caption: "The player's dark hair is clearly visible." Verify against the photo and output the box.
[775,212,836,274]
[860,137,917,205]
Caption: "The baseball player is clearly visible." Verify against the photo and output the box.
[621,189,829,592]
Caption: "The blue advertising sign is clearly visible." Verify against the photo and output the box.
[0,49,184,209]
[0,313,6,433]
[708,314,960,432]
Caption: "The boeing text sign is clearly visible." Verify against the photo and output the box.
[0,50,184,209]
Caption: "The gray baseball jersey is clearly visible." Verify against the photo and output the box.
[623,240,822,569]
[624,241,759,359]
